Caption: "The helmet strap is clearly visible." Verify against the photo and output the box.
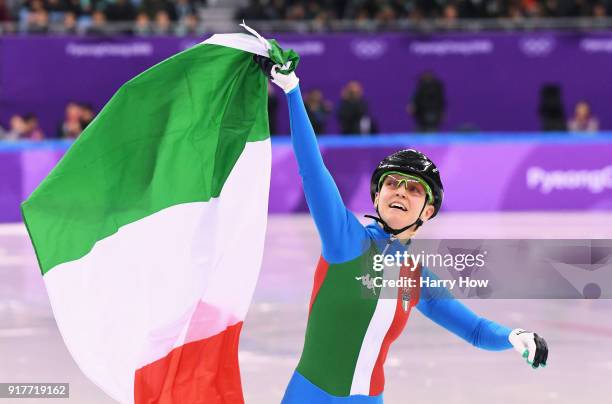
[365,199,428,236]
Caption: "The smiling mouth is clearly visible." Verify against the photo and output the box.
[389,202,407,211]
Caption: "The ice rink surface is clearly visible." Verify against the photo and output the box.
[1,212,611,403]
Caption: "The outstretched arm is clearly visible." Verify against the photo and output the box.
[416,268,512,351]
[416,269,549,368]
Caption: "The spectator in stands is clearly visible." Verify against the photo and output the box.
[311,9,331,32]
[538,84,567,131]
[408,71,446,132]
[173,0,198,35]
[176,12,198,35]
[303,0,322,19]
[304,88,332,134]
[75,0,95,22]
[0,0,11,22]
[26,0,49,33]
[8,113,44,140]
[286,3,306,21]
[9,115,26,139]
[48,0,69,23]
[375,5,396,29]
[28,8,48,32]
[442,3,459,28]
[408,6,424,22]
[507,3,525,20]
[10,114,25,137]
[523,0,544,18]
[1,115,26,140]
[23,113,44,139]
[568,100,599,132]
[354,7,372,29]
[62,10,77,33]
[442,3,459,22]
[142,0,177,21]
[80,103,95,129]
[58,101,83,139]
[134,11,151,35]
[542,0,563,17]
[153,9,171,34]
[175,0,196,21]
[337,81,376,135]
[88,9,107,34]
[593,2,608,18]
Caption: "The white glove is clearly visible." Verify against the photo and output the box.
[509,328,548,369]
[271,64,299,93]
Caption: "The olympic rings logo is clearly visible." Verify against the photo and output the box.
[351,40,388,59]
[519,38,555,57]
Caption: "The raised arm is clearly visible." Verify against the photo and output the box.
[286,86,367,262]
[271,67,368,263]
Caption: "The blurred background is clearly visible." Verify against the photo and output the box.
[1,1,612,403]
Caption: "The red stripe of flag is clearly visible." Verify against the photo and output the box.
[135,322,245,404]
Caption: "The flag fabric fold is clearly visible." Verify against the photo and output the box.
[22,30,280,404]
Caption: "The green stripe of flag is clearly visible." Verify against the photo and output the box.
[22,43,269,275]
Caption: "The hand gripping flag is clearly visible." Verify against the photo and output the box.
[21,27,296,404]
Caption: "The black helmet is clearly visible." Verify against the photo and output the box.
[370,149,444,218]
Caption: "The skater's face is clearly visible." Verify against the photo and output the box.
[375,173,434,235]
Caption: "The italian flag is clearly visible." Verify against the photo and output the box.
[21,29,287,403]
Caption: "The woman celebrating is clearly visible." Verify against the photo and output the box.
[254,57,548,403]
